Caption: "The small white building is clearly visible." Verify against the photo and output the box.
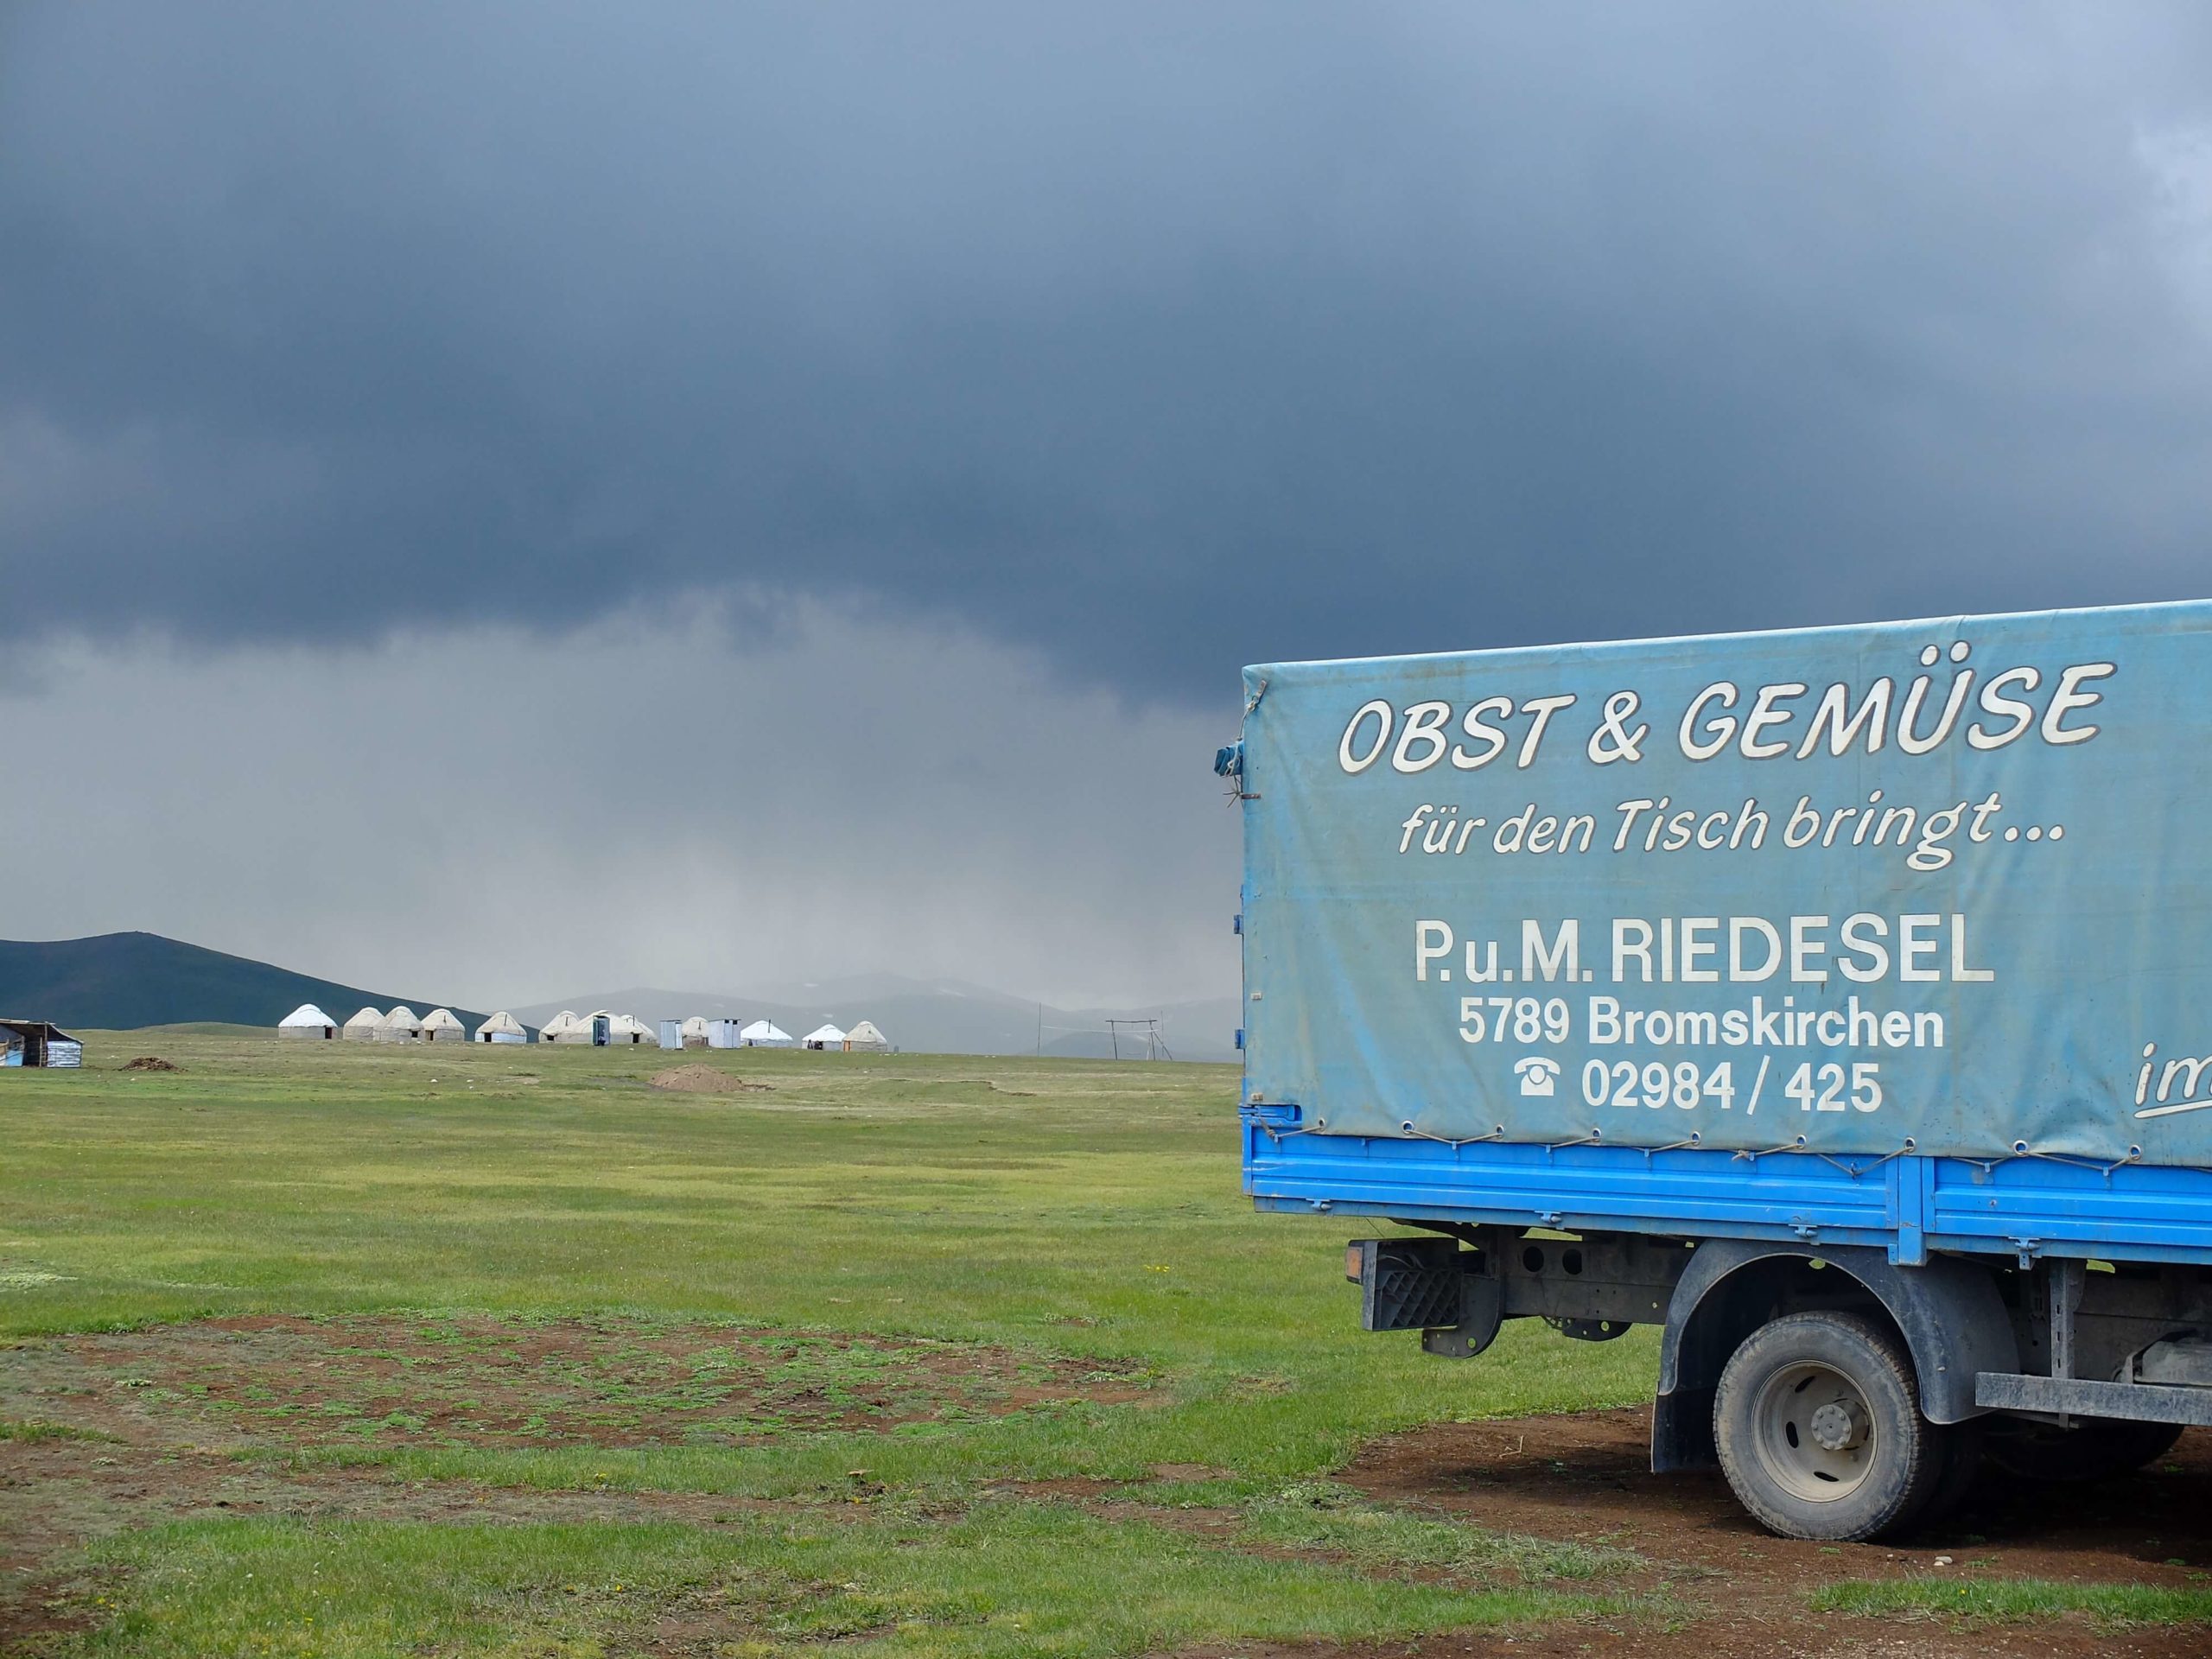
[421,1008,467,1043]
[679,1015,711,1049]
[801,1023,846,1051]
[278,1003,337,1040]
[376,1005,423,1043]
[342,1007,384,1041]
[474,1011,527,1044]
[537,1011,578,1042]
[843,1020,890,1053]
[704,1018,746,1050]
[740,1020,794,1048]
[607,1014,654,1046]
[658,1020,683,1050]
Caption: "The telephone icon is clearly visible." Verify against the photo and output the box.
[1514,1055,1561,1097]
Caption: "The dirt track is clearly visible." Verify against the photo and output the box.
[1316,1408,2212,1658]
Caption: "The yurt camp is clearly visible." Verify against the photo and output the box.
[375,1006,423,1044]
[740,1020,794,1048]
[843,1020,890,1052]
[801,1023,846,1052]
[474,1012,527,1044]
[421,1008,467,1043]
[342,1007,383,1041]
[277,1003,336,1040]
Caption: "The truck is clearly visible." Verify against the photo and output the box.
[1218,600,2212,1541]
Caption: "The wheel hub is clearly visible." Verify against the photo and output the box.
[1750,1360,1879,1503]
[1808,1399,1863,1452]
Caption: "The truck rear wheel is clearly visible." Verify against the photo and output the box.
[1713,1311,1942,1541]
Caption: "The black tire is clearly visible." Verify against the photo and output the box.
[1982,1415,2184,1483]
[1713,1311,1943,1541]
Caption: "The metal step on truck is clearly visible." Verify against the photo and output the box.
[1218,599,2212,1541]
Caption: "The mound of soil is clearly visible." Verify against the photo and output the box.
[651,1064,767,1095]
[123,1057,178,1071]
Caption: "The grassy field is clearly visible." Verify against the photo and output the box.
[1,1031,1662,1656]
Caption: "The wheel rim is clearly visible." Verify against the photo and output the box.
[1749,1359,1878,1503]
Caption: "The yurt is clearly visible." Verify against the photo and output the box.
[474,1011,527,1044]
[342,1007,384,1041]
[538,1011,578,1042]
[375,1005,423,1043]
[421,1008,467,1043]
[277,1003,336,1040]
[607,1014,654,1046]
[842,1020,890,1053]
[679,1015,710,1049]
[740,1020,794,1048]
[550,1011,610,1046]
[801,1023,846,1052]
[705,1018,745,1049]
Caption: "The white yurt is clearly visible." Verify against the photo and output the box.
[550,1011,610,1046]
[277,1003,337,1040]
[342,1007,384,1041]
[679,1015,711,1049]
[843,1020,890,1052]
[801,1023,846,1051]
[607,1014,654,1046]
[474,1011,527,1044]
[421,1008,467,1043]
[705,1018,745,1049]
[376,1005,423,1043]
[740,1020,794,1048]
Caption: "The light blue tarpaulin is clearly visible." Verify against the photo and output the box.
[1237,601,2212,1167]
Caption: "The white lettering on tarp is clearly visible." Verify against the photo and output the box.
[1433,914,1994,988]
[1391,788,2051,872]
[2138,1039,2212,1117]
[1586,994,1947,1050]
[1338,639,2116,775]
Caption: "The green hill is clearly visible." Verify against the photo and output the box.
[0,932,488,1033]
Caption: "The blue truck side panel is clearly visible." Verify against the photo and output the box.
[1235,601,2212,1259]
[1244,1124,2212,1267]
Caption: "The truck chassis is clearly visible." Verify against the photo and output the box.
[1251,1110,2212,1538]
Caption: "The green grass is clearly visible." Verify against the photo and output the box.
[73,1507,1630,1658]
[0,1031,1661,1653]
[1813,1576,2212,1629]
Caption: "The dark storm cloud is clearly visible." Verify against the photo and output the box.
[7,3,2212,698]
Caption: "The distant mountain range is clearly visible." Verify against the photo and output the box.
[0,932,486,1033]
[514,974,1241,1062]
[0,933,1240,1060]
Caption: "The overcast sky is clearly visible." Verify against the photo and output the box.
[5,4,2212,1006]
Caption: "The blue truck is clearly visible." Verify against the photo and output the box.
[1221,600,2212,1541]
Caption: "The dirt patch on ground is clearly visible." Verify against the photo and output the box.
[2,1313,1150,1457]
[1308,1406,2212,1658]
[651,1064,770,1095]
[121,1056,176,1071]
